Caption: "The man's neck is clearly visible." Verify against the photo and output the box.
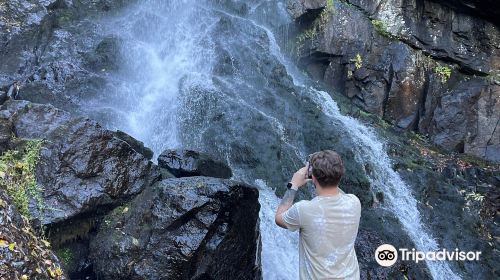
[316,185,340,197]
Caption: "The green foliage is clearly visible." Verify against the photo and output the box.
[0,140,44,218]
[433,65,452,83]
[371,19,395,39]
[56,247,74,267]
[325,0,335,14]
[350,53,363,69]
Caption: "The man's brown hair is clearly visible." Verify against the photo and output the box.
[310,150,344,187]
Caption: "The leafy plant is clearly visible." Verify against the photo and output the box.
[350,53,363,69]
[0,140,45,218]
[434,65,452,83]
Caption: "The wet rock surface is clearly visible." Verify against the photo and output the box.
[0,98,262,279]
[90,176,261,280]
[289,0,500,162]
[158,149,233,179]
[0,0,498,279]
[0,100,159,226]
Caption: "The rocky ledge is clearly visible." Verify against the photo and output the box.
[0,99,262,280]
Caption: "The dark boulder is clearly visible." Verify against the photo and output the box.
[114,130,154,160]
[0,189,67,280]
[158,149,233,179]
[0,100,160,226]
[89,176,261,280]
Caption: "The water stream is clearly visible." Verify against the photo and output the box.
[89,0,461,279]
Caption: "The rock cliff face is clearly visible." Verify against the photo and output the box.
[0,100,159,226]
[289,0,499,162]
[0,99,262,279]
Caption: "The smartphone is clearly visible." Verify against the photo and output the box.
[306,155,313,179]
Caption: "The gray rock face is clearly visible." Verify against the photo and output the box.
[0,0,134,116]
[287,0,326,19]
[90,176,261,280]
[421,78,500,161]
[289,0,500,161]
[158,149,233,179]
[0,100,159,226]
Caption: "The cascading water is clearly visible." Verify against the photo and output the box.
[88,0,461,279]
[85,0,218,153]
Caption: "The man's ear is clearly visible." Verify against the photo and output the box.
[312,175,318,187]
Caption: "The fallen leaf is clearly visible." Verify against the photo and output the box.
[8,242,15,251]
[54,267,63,276]
[41,239,50,247]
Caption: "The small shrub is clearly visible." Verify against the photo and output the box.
[350,53,363,69]
[434,65,452,83]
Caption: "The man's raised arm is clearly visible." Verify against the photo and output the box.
[275,166,308,229]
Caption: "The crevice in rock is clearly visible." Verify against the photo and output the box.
[296,8,324,27]
[165,201,213,231]
[484,117,499,158]
[414,71,430,132]
[382,63,394,119]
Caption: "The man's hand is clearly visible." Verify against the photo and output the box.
[290,166,309,189]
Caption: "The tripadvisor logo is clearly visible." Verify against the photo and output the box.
[375,244,398,267]
[374,244,481,267]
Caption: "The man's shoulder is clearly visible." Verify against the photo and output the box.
[344,193,362,213]
[345,193,361,203]
[292,199,315,212]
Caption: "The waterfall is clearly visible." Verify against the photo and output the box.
[309,89,461,280]
[88,0,461,279]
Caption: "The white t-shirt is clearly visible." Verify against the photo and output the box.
[283,190,361,280]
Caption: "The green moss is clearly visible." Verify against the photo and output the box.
[0,140,44,218]
[358,110,372,118]
[459,154,494,169]
[433,65,452,83]
[371,19,396,39]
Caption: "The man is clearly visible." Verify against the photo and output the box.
[275,150,361,279]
